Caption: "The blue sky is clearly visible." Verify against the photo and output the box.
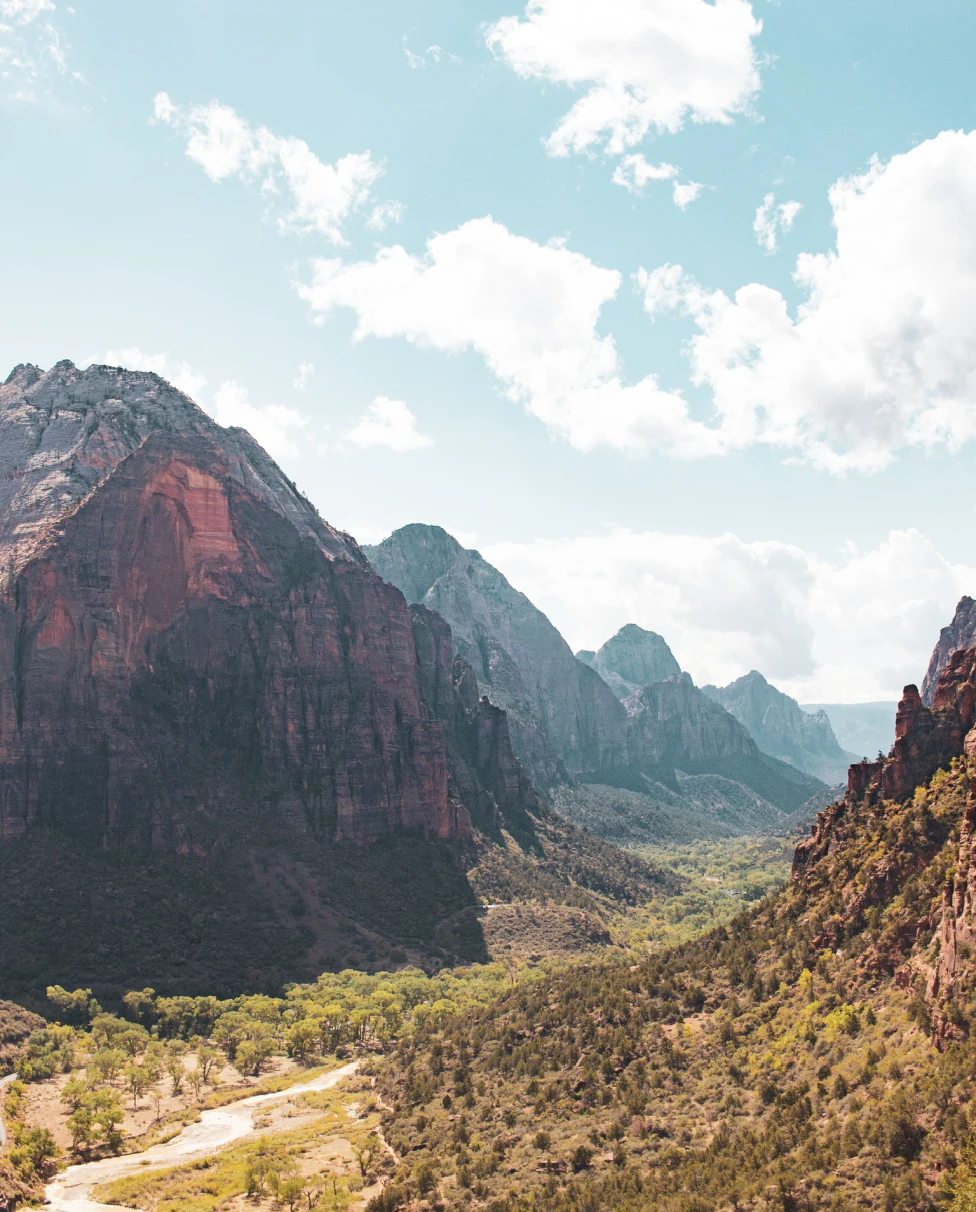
[3,0,976,700]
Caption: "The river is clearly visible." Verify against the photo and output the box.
[43,1060,360,1211]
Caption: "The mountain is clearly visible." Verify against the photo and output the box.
[0,363,668,1000]
[800,700,898,760]
[364,524,628,787]
[702,669,857,784]
[367,529,826,830]
[922,594,976,704]
[576,624,680,699]
[370,654,976,1212]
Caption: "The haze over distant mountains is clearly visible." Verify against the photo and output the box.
[367,526,826,842]
[702,670,857,786]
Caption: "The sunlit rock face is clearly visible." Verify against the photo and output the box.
[0,362,469,849]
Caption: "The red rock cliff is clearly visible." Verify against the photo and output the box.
[0,364,465,849]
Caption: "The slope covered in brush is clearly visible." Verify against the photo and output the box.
[366,662,976,1212]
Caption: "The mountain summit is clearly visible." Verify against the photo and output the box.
[576,624,680,699]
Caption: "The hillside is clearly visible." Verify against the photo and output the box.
[703,670,857,785]
[366,656,976,1211]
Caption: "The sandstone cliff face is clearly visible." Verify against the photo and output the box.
[365,525,627,786]
[0,364,477,849]
[794,649,976,883]
[576,624,680,699]
[922,596,976,705]
[702,670,856,785]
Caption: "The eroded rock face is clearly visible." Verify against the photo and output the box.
[577,625,680,700]
[0,364,466,850]
[922,596,976,705]
[794,650,976,880]
[702,670,856,785]
[365,524,628,786]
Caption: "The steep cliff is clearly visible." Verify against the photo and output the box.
[364,525,627,786]
[576,623,680,699]
[922,595,976,704]
[624,673,825,812]
[702,669,857,784]
[0,363,665,999]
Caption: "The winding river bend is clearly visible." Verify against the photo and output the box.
[43,1061,360,1211]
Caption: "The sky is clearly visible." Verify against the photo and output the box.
[3,0,976,701]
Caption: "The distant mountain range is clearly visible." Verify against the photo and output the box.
[799,701,897,761]
[702,670,857,786]
[367,527,826,842]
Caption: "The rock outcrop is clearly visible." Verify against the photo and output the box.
[576,624,680,699]
[365,525,628,787]
[702,669,856,785]
[794,648,976,880]
[922,595,976,705]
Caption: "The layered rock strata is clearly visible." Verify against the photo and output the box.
[0,363,472,849]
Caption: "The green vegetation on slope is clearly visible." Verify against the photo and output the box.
[365,760,976,1211]
[619,836,796,949]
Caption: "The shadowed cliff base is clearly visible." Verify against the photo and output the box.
[0,829,488,1008]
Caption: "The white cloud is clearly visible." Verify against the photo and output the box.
[0,0,68,101]
[366,200,405,230]
[612,153,678,192]
[343,397,432,452]
[612,152,703,207]
[293,361,314,391]
[753,192,801,253]
[672,179,704,209]
[93,348,208,401]
[211,381,308,460]
[640,130,976,472]
[152,93,385,243]
[481,527,976,701]
[485,0,762,157]
[402,38,459,69]
[297,215,719,456]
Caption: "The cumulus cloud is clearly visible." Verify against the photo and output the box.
[152,92,385,243]
[211,381,308,460]
[753,192,802,253]
[485,0,762,157]
[611,153,703,209]
[640,130,976,472]
[0,0,68,101]
[343,397,432,452]
[94,348,208,401]
[481,527,976,701]
[297,215,719,456]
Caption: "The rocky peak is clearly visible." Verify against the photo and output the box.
[578,624,681,699]
[366,523,627,786]
[922,595,976,705]
[363,522,464,607]
[0,361,363,578]
[702,668,854,784]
